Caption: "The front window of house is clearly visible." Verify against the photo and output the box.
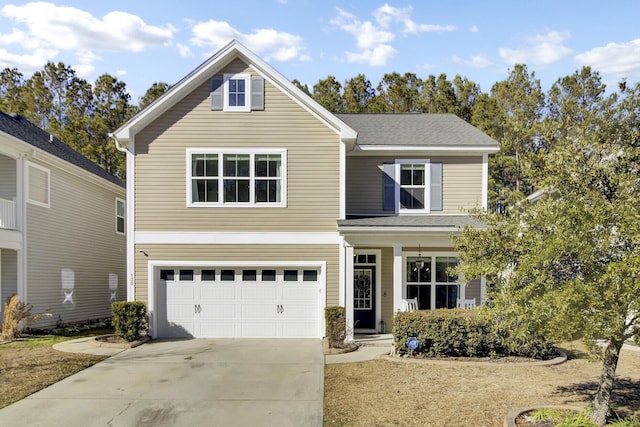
[188,149,286,207]
[406,255,459,310]
[400,163,425,209]
[383,160,442,213]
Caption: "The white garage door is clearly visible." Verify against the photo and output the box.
[156,267,321,338]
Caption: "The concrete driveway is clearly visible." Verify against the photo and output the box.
[0,338,324,427]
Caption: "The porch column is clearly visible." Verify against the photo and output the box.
[344,242,354,342]
[392,243,403,313]
[480,275,487,305]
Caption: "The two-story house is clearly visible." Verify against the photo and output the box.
[112,40,498,340]
[0,112,126,329]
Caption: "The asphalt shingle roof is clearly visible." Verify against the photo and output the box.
[335,113,499,148]
[0,111,124,188]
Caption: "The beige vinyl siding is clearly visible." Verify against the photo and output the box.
[1,249,18,311]
[346,155,483,215]
[0,154,16,200]
[135,59,340,233]
[25,158,126,327]
[134,243,340,306]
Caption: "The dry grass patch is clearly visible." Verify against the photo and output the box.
[324,343,640,426]
[0,334,109,409]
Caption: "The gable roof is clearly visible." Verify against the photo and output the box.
[112,39,357,146]
[0,111,125,188]
[336,113,499,151]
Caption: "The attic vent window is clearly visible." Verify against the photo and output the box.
[210,74,264,112]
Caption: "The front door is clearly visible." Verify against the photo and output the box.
[353,267,375,329]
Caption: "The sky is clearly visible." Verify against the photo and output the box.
[1,0,639,102]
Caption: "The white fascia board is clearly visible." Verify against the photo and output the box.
[135,231,341,245]
[337,226,462,234]
[352,145,500,155]
[0,132,33,158]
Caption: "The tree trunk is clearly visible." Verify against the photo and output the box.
[591,338,623,426]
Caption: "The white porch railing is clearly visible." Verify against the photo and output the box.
[0,198,16,230]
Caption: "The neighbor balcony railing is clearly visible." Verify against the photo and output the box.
[0,198,16,230]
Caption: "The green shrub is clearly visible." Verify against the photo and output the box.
[111,301,148,342]
[392,308,555,359]
[325,306,346,348]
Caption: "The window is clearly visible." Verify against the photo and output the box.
[210,74,264,112]
[202,270,216,281]
[262,270,276,281]
[284,270,298,281]
[187,149,286,207]
[221,270,235,281]
[116,198,125,234]
[383,160,442,213]
[242,270,257,281]
[160,270,174,281]
[303,270,318,282]
[27,162,50,208]
[405,255,459,310]
[179,270,193,281]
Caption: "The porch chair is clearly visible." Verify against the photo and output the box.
[401,298,418,312]
[457,298,476,309]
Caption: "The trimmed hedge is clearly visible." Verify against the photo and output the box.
[325,305,347,348]
[112,301,148,342]
[393,309,555,359]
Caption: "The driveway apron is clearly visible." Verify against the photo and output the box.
[0,338,324,427]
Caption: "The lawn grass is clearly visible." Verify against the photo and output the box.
[324,342,640,427]
[0,329,111,409]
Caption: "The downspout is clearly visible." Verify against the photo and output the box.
[109,133,135,302]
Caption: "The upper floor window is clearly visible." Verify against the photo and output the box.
[187,149,286,207]
[116,198,125,234]
[383,159,442,213]
[210,74,264,112]
[26,162,50,208]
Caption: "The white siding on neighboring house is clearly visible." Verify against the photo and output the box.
[0,154,16,200]
[1,249,18,311]
[25,158,126,327]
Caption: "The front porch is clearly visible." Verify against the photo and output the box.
[337,215,486,339]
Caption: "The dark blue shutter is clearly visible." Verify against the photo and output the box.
[210,78,223,110]
[430,162,443,211]
[383,163,396,211]
[251,77,264,110]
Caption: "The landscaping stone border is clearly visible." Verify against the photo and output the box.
[503,405,585,427]
[377,349,567,367]
[89,334,150,349]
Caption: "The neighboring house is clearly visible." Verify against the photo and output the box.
[0,112,126,328]
[112,40,499,340]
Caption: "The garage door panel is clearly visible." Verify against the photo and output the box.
[200,285,235,300]
[240,285,277,300]
[159,266,320,338]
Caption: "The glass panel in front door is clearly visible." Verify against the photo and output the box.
[354,269,372,309]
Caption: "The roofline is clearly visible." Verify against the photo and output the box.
[352,145,500,154]
[113,39,357,147]
[337,226,463,234]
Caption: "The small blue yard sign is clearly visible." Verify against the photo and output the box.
[407,337,419,350]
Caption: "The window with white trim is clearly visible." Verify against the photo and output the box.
[116,198,125,234]
[405,254,459,310]
[187,149,286,207]
[210,74,264,112]
[383,160,442,213]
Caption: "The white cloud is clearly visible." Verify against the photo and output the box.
[115,70,128,77]
[373,3,455,34]
[0,2,175,77]
[176,43,193,58]
[452,54,494,68]
[575,39,640,77]
[189,20,308,62]
[469,25,479,33]
[329,5,453,67]
[499,29,572,67]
